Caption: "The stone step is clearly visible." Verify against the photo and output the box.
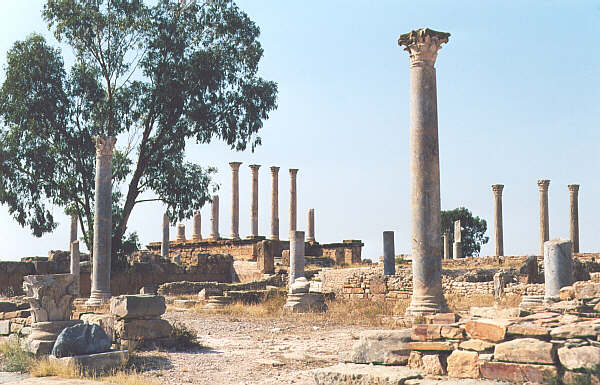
[314,363,421,385]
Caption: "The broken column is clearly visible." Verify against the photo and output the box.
[289,230,305,286]
[453,220,462,259]
[443,232,450,260]
[492,184,504,256]
[161,212,169,258]
[249,164,260,238]
[192,211,201,240]
[209,195,220,239]
[383,231,396,275]
[289,168,298,232]
[270,166,280,240]
[307,209,315,242]
[229,162,242,240]
[399,28,450,316]
[544,239,573,303]
[86,136,116,306]
[538,179,550,256]
[176,223,186,241]
[70,241,80,297]
[70,214,77,245]
[568,184,580,253]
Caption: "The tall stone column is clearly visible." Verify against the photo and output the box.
[383,231,396,275]
[86,136,116,305]
[161,212,169,258]
[307,209,315,242]
[399,28,450,316]
[176,224,186,241]
[492,184,504,256]
[209,195,220,239]
[289,230,305,286]
[443,232,450,260]
[70,240,80,297]
[229,162,242,240]
[192,211,201,240]
[453,220,462,259]
[568,184,580,253]
[249,165,261,237]
[70,214,78,245]
[538,179,550,255]
[289,169,298,232]
[270,166,280,240]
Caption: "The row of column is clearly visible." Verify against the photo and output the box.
[491,181,580,257]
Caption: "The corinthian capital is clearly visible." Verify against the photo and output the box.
[94,136,117,156]
[398,28,450,67]
[537,179,550,192]
[492,184,504,195]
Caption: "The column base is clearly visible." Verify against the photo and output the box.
[85,290,111,306]
[405,294,448,318]
[270,235,279,241]
[306,237,315,243]
[230,234,240,240]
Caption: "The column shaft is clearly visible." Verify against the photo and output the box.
[229,162,242,239]
[249,165,260,237]
[544,238,573,302]
[289,230,305,286]
[270,166,280,240]
[192,211,201,240]
[177,224,186,241]
[70,214,78,245]
[210,195,220,239]
[161,212,170,258]
[492,185,504,256]
[568,184,580,253]
[538,180,550,255]
[289,169,298,232]
[70,240,80,297]
[443,232,450,260]
[307,209,315,242]
[383,231,396,275]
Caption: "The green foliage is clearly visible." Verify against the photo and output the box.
[0,338,33,373]
[0,0,277,261]
[441,207,489,258]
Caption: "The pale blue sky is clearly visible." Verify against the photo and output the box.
[0,1,598,260]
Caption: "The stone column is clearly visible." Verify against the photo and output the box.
[86,136,116,306]
[70,214,77,245]
[443,232,450,260]
[176,224,186,241]
[270,166,280,240]
[249,165,260,237]
[307,209,315,242]
[544,238,573,302]
[538,179,550,255]
[399,28,450,316]
[383,231,396,275]
[209,195,220,239]
[161,212,169,258]
[453,220,462,259]
[70,240,80,297]
[568,184,580,253]
[289,230,305,286]
[492,184,504,256]
[192,211,201,240]
[229,162,242,240]
[289,169,298,232]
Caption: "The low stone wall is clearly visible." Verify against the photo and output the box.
[157,273,284,296]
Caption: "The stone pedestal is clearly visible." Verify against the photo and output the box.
[538,180,550,256]
[192,211,202,240]
[229,162,242,240]
[568,185,580,253]
[283,277,326,313]
[289,169,298,232]
[209,195,220,239]
[176,223,186,241]
[383,231,396,275]
[492,184,504,256]
[70,241,80,297]
[544,239,573,303]
[249,164,261,238]
[307,209,315,242]
[289,230,305,287]
[442,232,450,260]
[399,28,450,317]
[161,212,169,258]
[270,166,280,240]
[87,136,116,306]
[453,241,462,260]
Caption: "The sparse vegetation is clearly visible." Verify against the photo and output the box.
[0,338,33,373]
[170,322,205,350]
[444,293,521,312]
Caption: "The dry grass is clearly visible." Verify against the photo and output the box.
[445,293,522,313]
[196,291,287,318]
[0,338,33,373]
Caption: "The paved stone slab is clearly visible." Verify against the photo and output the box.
[314,363,421,385]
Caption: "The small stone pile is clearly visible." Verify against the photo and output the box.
[110,295,173,349]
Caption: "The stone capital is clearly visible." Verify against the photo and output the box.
[537,179,550,192]
[398,28,450,67]
[492,184,504,195]
[229,161,242,171]
[568,184,580,194]
[249,164,261,172]
[270,166,280,175]
[94,136,117,156]
[289,168,299,178]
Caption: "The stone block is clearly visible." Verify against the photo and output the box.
[494,338,555,364]
[574,281,600,299]
[560,286,575,300]
[459,339,495,352]
[464,319,509,342]
[407,341,454,351]
[550,321,600,339]
[115,319,172,340]
[52,324,111,358]
[507,323,549,337]
[469,307,519,319]
[441,326,464,339]
[0,320,10,336]
[408,352,445,375]
[80,313,115,342]
[110,295,166,319]
[313,363,421,385]
[446,350,479,378]
[0,302,17,313]
[563,370,600,385]
[558,346,600,371]
[412,324,441,341]
[424,313,457,324]
[480,361,558,384]
[49,350,128,373]
[341,329,411,365]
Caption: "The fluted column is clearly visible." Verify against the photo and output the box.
[538,179,550,255]
[270,166,280,240]
[70,214,78,245]
[568,184,580,253]
[210,195,220,239]
[192,211,201,240]
[399,28,450,316]
[161,212,169,258]
[229,162,242,240]
[492,184,504,256]
[289,169,298,232]
[86,136,116,305]
[249,165,260,237]
[307,209,315,242]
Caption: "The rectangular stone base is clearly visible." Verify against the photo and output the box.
[314,363,421,385]
[480,361,558,383]
[49,350,128,373]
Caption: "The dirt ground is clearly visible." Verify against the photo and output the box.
[135,310,372,385]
